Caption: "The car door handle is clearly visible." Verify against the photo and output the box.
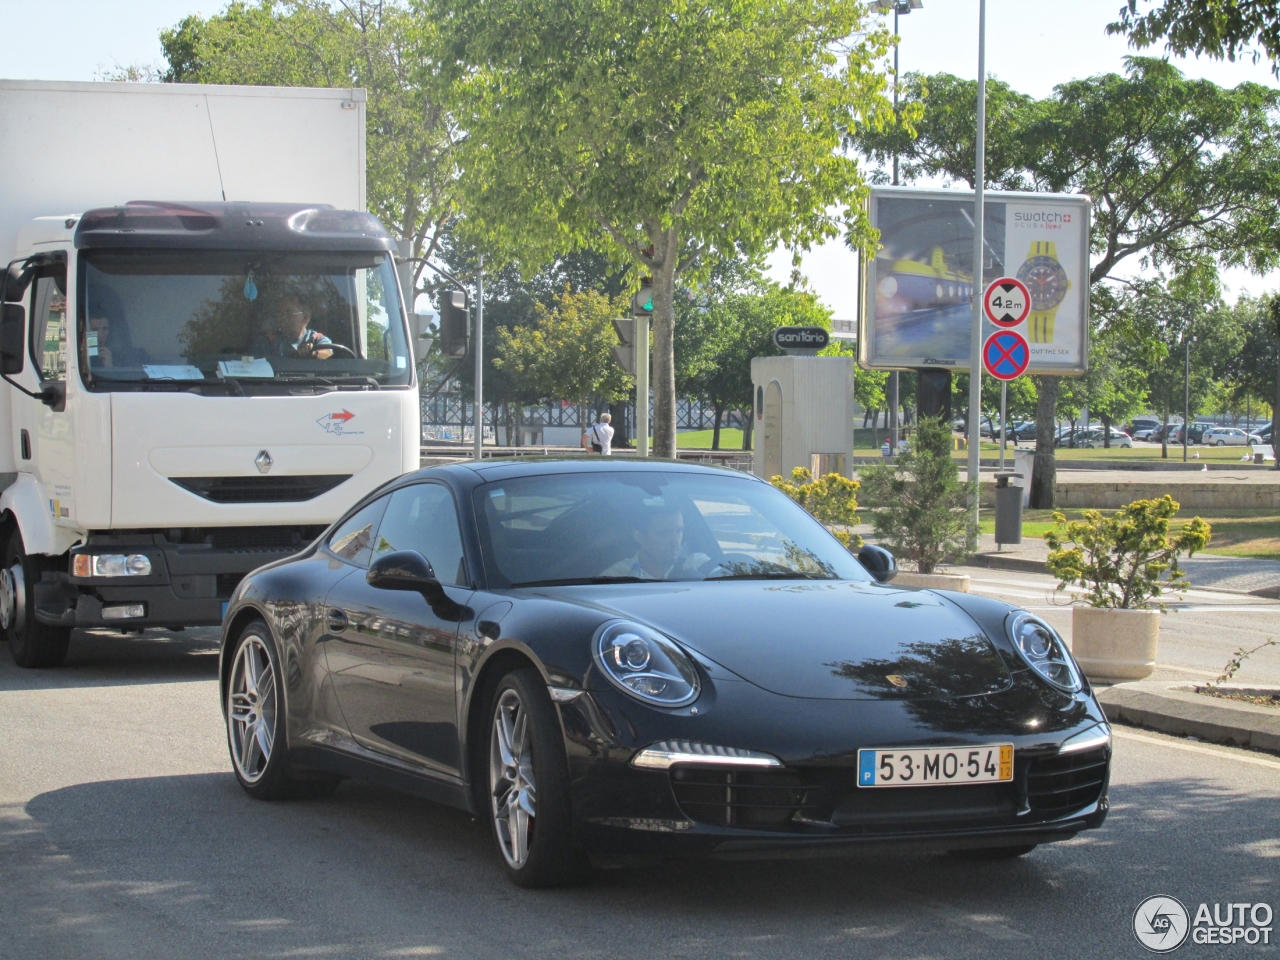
[327,608,348,634]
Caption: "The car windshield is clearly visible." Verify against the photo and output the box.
[473,470,872,588]
[77,250,411,390]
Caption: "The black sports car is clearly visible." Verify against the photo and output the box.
[219,459,1111,886]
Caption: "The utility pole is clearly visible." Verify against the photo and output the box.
[474,257,484,461]
[967,0,987,548]
[1183,336,1190,463]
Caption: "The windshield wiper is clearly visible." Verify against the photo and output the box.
[278,373,382,390]
[509,576,666,587]
[704,571,830,581]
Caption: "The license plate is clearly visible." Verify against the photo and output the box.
[857,744,1013,788]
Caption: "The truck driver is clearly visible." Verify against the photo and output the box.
[255,295,334,359]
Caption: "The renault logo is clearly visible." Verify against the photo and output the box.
[255,450,274,474]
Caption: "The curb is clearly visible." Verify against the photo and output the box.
[967,553,1280,600]
[1096,681,1280,755]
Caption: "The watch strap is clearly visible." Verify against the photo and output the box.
[1026,240,1058,260]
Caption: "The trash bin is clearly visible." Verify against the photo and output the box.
[994,472,1023,548]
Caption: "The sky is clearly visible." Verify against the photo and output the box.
[1,0,1277,314]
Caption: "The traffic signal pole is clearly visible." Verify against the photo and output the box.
[474,258,484,461]
[637,312,650,457]
[967,0,987,549]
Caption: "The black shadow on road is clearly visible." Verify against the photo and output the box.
[0,628,220,691]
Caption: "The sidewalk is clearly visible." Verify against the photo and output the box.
[970,533,1280,598]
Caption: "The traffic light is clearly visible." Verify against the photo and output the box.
[611,316,636,374]
[438,289,469,358]
[631,278,654,317]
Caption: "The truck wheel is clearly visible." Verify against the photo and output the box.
[2,531,71,668]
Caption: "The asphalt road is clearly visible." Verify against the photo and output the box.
[2,622,1278,960]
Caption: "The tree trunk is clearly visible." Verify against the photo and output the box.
[711,396,723,450]
[1274,345,1280,470]
[1031,375,1059,509]
[742,409,754,451]
[1161,400,1169,460]
[650,237,679,459]
[1101,412,1111,448]
[1068,416,1078,448]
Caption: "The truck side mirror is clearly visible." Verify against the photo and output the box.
[410,309,435,365]
[0,303,25,374]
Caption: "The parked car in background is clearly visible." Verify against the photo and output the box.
[1126,418,1161,438]
[1081,429,1133,449]
[1203,427,1253,446]
[1012,421,1039,442]
[1185,422,1215,444]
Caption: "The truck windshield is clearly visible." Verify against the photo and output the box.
[77,250,412,389]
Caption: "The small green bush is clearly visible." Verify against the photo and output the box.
[858,417,976,574]
[770,467,863,549]
[1044,495,1211,609]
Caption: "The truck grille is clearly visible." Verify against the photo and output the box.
[170,475,350,503]
[1026,747,1108,817]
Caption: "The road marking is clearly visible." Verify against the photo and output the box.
[1113,728,1280,772]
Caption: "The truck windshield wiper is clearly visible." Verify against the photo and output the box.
[278,373,381,390]
[509,575,666,587]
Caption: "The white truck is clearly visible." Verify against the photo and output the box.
[0,80,422,667]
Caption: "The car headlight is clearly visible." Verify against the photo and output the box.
[1006,612,1082,693]
[593,620,700,708]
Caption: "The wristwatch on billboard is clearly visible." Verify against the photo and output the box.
[1014,240,1070,343]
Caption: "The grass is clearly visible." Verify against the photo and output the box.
[678,428,746,449]
[978,507,1280,561]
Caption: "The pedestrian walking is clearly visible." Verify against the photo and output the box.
[584,413,615,455]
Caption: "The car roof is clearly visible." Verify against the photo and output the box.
[409,456,762,487]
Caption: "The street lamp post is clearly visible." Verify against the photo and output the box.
[967,0,987,548]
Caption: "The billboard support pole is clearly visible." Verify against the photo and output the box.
[967,0,987,550]
[999,381,1007,470]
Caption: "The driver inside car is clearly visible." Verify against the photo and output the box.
[601,506,710,580]
[253,295,334,359]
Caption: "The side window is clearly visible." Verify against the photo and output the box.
[31,269,68,382]
[327,496,390,568]
[373,483,468,586]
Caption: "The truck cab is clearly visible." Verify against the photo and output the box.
[0,201,420,666]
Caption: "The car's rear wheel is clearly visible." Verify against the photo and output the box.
[1216,440,1226,446]
[226,621,340,800]
[3,531,70,668]
[487,667,589,887]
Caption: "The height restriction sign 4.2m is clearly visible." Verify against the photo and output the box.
[983,277,1030,328]
[983,330,1030,381]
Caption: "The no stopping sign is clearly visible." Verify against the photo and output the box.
[983,330,1030,380]
[984,278,1031,328]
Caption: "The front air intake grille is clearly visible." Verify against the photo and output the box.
[1027,747,1108,817]
[671,768,829,828]
[169,475,351,503]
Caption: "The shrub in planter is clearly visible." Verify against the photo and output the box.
[859,416,976,574]
[1044,496,1211,681]
[770,467,863,549]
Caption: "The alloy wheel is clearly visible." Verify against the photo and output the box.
[228,634,277,783]
[490,687,537,868]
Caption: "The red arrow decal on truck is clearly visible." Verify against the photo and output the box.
[332,409,355,422]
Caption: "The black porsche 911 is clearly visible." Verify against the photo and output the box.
[219,459,1111,887]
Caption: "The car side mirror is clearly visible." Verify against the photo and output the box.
[1,303,24,375]
[367,549,442,596]
[858,544,897,583]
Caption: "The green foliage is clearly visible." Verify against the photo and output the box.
[160,1,459,280]
[423,0,904,457]
[769,467,863,550]
[1109,0,1280,74]
[1211,638,1279,687]
[1045,496,1212,609]
[494,288,632,409]
[858,417,976,574]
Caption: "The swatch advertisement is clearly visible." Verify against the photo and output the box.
[859,186,1090,374]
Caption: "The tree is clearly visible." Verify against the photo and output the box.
[426,0,903,457]
[494,288,633,420]
[160,1,460,290]
[675,271,831,450]
[1109,0,1280,73]
[859,417,977,574]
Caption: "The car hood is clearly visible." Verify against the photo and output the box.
[549,580,1013,701]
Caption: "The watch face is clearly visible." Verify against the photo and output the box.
[1016,256,1069,311]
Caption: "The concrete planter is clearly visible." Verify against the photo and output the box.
[1071,606,1160,682]
[893,572,971,593]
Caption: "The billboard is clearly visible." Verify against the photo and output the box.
[859,187,1091,374]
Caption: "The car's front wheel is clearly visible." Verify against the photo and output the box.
[226,621,340,800]
[487,667,589,887]
[1216,440,1226,446]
